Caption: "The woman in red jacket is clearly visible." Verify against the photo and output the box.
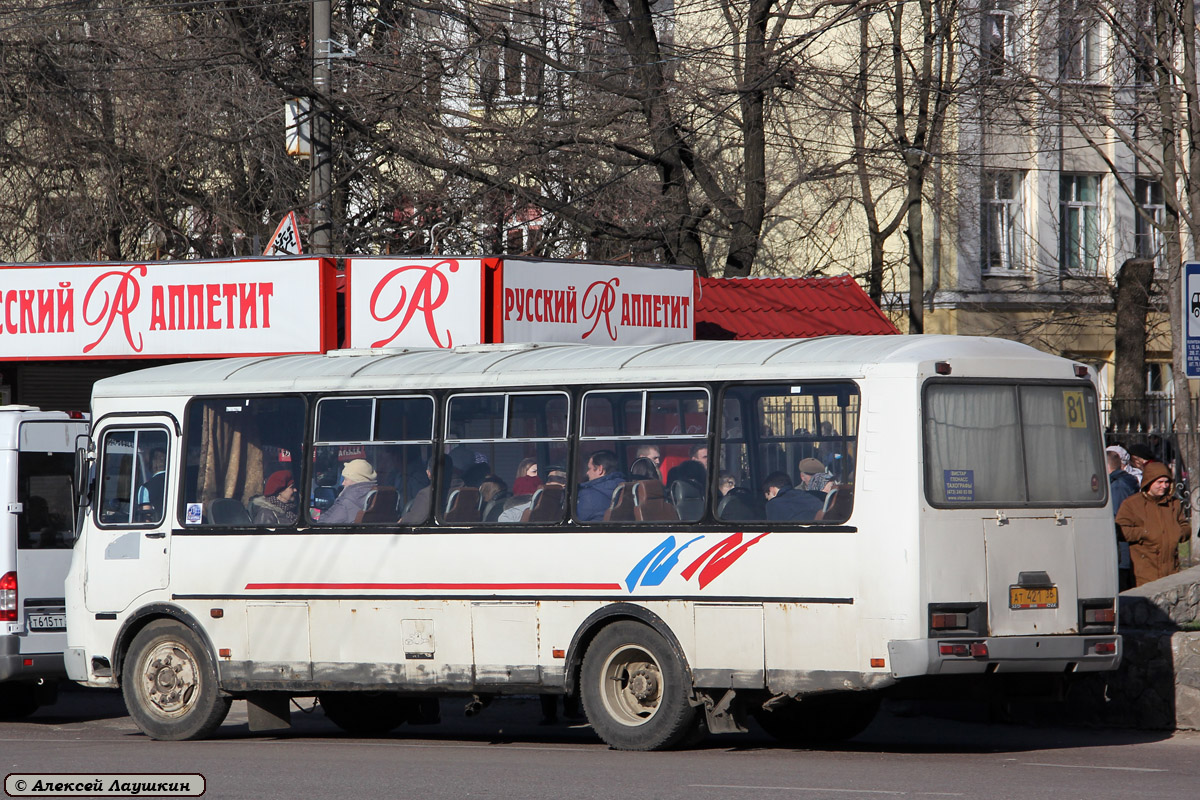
[1115,461,1190,587]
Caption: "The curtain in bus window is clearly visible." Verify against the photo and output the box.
[925,385,1024,504]
[197,404,265,509]
[1020,385,1104,503]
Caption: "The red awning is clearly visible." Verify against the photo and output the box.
[695,275,898,340]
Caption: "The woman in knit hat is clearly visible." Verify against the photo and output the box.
[250,470,298,526]
[318,458,378,525]
[1115,461,1190,587]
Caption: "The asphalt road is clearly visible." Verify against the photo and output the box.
[2,688,1199,800]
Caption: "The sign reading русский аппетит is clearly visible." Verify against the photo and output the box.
[0,258,334,360]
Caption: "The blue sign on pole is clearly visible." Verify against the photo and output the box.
[1187,262,1200,378]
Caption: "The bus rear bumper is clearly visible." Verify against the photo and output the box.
[888,634,1121,677]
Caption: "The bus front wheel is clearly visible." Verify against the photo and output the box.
[122,619,231,741]
[580,621,701,751]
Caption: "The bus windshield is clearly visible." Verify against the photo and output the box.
[924,382,1105,506]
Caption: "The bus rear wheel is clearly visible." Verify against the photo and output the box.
[580,621,701,751]
[318,692,427,735]
[122,620,231,741]
[0,683,40,719]
[753,692,880,745]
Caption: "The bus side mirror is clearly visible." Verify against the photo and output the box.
[74,443,93,510]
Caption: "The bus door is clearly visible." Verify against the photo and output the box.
[14,419,89,657]
[983,514,1080,636]
[84,421,173,614]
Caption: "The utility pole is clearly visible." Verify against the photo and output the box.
[310,0,333,253]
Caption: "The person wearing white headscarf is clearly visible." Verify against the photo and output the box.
[318,459,377,525]
[1106,444,1139,482]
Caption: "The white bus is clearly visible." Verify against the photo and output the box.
[65,336,1120,748]
[1,407,89,718]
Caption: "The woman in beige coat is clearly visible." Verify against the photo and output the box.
[1114,461,1190,587]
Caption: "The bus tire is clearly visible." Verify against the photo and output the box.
[318,692,418,735]
[753,692,880,745]
[122,619,231,741]
[0,683,40,719]
[580,621,701,751]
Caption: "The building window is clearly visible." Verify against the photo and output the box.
[1060,174,1101,276]
[981,171,1022,272]
[1060,0,1100,81]
[1146,363,1173,398]
[478,0,544,106]
[983,0,1018,77]
[1132,0,1156,86]
[1135,177,1164,262]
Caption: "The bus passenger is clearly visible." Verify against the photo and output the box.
[400,457,436,525]
[798,457,833,493]
[319,459,377,525]
[717,471,737,497]
[635,445,662,471]
[514,458,540,489]
[498,467,567,523]
[762,471,822,522]
[629,457,660,481]
[577,450,624,522]
[136,448,167,521]
[250,470,298,526]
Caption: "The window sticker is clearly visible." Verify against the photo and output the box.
[186,503,203,524]
[944,469,975,502]
[1062,390,1087,428]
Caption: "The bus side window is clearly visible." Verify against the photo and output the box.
[716,383,859,524]
[97,428,169,527]
[183,396,306,527]
[440,392,570,525]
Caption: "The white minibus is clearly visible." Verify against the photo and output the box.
[65,336,1120,748]
[1,407,89,718]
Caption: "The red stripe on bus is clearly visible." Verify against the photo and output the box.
[244,582,623,591]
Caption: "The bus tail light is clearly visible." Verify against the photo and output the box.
[938,641,988,658]
[929,602,986,635]
[1090,641,1117,655]
[1079,598,1117,632]
[931,613,967,630]
[0,572,16,622]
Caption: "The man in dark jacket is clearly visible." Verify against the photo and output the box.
[577,450,624,522]
[1107,448,1140,590]
[762,471,823,522]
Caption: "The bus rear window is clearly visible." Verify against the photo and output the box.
[924,382,1105,506]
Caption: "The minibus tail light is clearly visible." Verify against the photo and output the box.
[0,571,16,622]
[1073,364,1089,378]
[935,361,952,375]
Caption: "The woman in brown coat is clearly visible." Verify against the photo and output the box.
[1114,461,1190,587]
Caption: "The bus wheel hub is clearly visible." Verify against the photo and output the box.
[628,669,658,702]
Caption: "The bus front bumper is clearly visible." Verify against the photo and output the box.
[0,635,66,683]
[888,634,1121,677]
